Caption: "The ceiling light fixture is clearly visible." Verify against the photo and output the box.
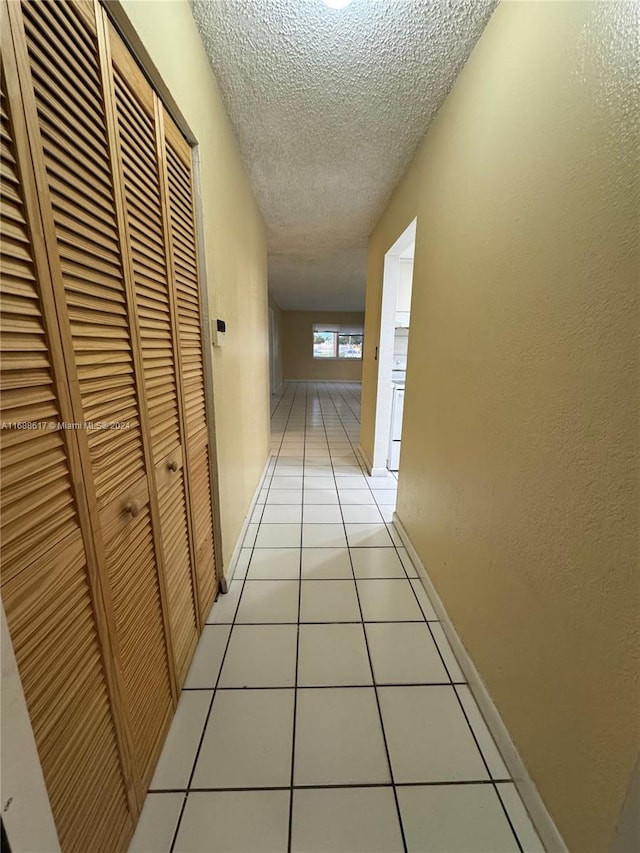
[322,0,354,9]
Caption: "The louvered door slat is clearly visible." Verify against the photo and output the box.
[104,504,173,771]
[0,88,78,585]
[128,209,167,254]
[163,113,218,619]
[20,0,173,790]
[2,540,132,853]
[109,33,199,680]
[130,244,168,279]
[23,13,108,137]
[0,56,133,852]
[158,475,198,662]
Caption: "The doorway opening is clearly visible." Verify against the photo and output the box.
[268,305,276,394]
[371,218,416,476]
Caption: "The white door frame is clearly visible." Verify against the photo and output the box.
[371,218,416,475]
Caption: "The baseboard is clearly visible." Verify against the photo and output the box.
[355,444,373,474]
[392,512,568,853]
[356,444,388,478]
[223,453,274,586]
[281,378,359,384]
[611,756,640,853]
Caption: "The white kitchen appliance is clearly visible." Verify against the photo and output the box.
[388,384,405,470]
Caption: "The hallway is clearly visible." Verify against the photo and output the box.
[1,0,637,849]
[130,383,542,853]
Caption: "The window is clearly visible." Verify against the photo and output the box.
[313,330,337,358]
[312,324,363,359]
[338,333,363,358]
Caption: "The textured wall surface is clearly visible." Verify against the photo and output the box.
[282,311,365,381]
[190,0,496,310]
[121,0,270,570]
[360,2,639,850]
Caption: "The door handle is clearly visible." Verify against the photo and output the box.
[167,459,178,472]
[124,499,142,518]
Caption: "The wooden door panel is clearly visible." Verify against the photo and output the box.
[163,115,218,620]
[18,0,173,787]
[2,537,134,853]
[19,0,147,507]
[103,501,173,771]
[3,1,221,847]
[0,51,82,588]
[0,51,134,851]
[108,27,199,681]
[157,471,199,675]
[189,438,217,607]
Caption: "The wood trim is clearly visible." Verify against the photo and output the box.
[162,106,219,620]
[94,2,179,714]
[98,0,195,145]
[162,110,191,165]
[190,143,224,586]
[2,0,139,818]
[154,96,203,633]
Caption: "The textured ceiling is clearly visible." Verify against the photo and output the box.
[190,0,496,310]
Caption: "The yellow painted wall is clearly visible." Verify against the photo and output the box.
[282,311,364,381]
[361,2,639,850]
[120,0,270,570]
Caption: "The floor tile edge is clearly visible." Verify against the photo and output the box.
[391,512,567,853]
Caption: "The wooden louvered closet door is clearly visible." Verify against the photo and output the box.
[14,0,177,796]
[1,0,220,849]
[0,18,136,852]
[105,23,200,683]
[162,112,219,622]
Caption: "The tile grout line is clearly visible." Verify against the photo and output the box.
[326,384,471,684]
[255,381,298,531]
[159,383,527,852]
[325,383,525,850]
[319,382,409,853]
[245,381,301,554]
[326,383,527,851]
[326,385,431,603]
[182,680,466,691]
[206,574,446,582]
[269,382,290,419]
[449,684,525,852]
[167,384,301,851]
[286,381,307,853]
[150,778,512,795]
[202,619,438,626]
[331,386,529,849]
[332,381,361,425]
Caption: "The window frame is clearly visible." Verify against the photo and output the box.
[312,327,363,361]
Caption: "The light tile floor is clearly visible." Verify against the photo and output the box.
[130,382,544,853]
